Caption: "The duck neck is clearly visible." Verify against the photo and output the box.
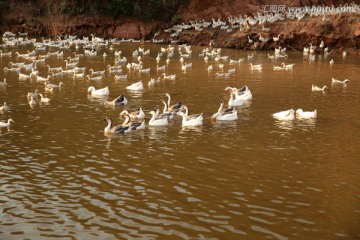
[104,119,112,132]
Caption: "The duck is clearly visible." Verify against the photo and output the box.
[179,111,203,127]
[87,86,109,96]
[158,100,175,118]
[228,92,244,107]
[105,94,128,105]
[120,107,145,120]
[85,75,103,81]
[249,63,263,70]
[148,110,169,126]
[165,92,184,114]
[45,81,65,91]
[162,73,176,80]
[273,66,285,71]
[329,59,334,65]
[225,86,252,101]
[148,77,161,86]
[331,78,350,84]
[126,81,144,91]
[39,93,50,103]
[0,118,15,127]
[121,114,146,130]
[281,62,294,70]
[211,100,238,121]
[272,109,295,121]
[104,117,131,134]
[36,75,52,82]
[296,109,317,119]
[0,78,7,87]
[29,95,37,106]
[114,74,127,80]
[311,84,327,92]
[0,102,10,112]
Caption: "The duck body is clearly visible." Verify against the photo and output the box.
[0,118,15,127]
[104,117,131,134]
[311,84,327,92]
[228,93,244,107]
[179,111,203,127]
[106,94,127,105]
[149,110,169,126]
[88,86,109,96]
[211,100,238,121]
[273,109,295,121]
[126,81,144,91]
[296,109,317,119]
[332,78,350,84]
[120,107,145,120]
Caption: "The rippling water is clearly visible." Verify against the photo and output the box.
[0,41,359,239]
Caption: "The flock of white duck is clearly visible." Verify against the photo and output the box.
[0,30,352,133]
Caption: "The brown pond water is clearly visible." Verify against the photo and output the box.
[0,41,359,239]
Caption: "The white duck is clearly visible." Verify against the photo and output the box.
[105,94,128,105]
[0,102,10,112]
[179,111,203,127]
[272,109,295,121]
[87,86,109,96]
[165,93,184,114]
[45,81,65,91]
[228,92,244,107]
[296,109,317,119]
[104,117,131,134]
[29,95,37,106]
[0,118,15,127]
[211,100,238,121]
[121,114,146,130]
[39,93,50,103]
[311,84,327,92]
[149,110,169,126]
[249,63,263,70]
[281,62,294,70]
[126,81,144,91]
[120,107,145,120]
[331,78,350,84]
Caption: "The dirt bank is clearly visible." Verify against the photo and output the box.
[0,0,359,55]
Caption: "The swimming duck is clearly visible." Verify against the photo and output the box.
[329,59,334,65]
[126,81,144,91]
[87,86,109,96]
[120,107,145,120]
[29,95,37,106]
[105,94,128,105]
[0,78,7,87]
[114,74,127,80]
[179,111,203,127]
[39,93,50,103]
[0,118,15,127]
[228,92,244,107]
[45,81,65,92]
[296,109,317,119]
[272,109,295,121]
[165,93,184,114]
[149,110,169,126]
[311,84,327,92]
[162,73,176,80]
[211,100,238,121]
[249,63,262,70]
[104,117,131,134]
[121,114,146,130]
[281,62,294,70]
[0,102,10,112]
[331,78,350,84]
